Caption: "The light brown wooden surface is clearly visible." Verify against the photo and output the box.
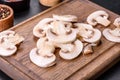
[0,0,120,80]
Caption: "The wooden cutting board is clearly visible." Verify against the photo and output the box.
[0,0,120,80]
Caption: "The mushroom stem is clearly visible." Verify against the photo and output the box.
[96,16,111,26]
[83,44,94,55]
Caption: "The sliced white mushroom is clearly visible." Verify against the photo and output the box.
[0,40,17,56]
[33,18,54,38]
[0,30,24,45]
[103,28,120,42]
[30,38,56,68]
[83,29,101,43]
[53,14,78,22]
[87,10,111,26]
[29,48,56,68]
[59,39,83,60]
[113,17,120,28]
[0,30,24,56]
[46,21,77,44]
[74,23,101,43]
[103,17,120,43]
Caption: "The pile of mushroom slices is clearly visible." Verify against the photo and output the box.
[0,30,24,56]
[30,14,102,68]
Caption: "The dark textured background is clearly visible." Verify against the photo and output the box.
[0,0,120,80]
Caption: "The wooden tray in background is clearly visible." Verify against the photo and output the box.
[0,0,120,80]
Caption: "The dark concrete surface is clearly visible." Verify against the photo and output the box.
[0,0,120,80]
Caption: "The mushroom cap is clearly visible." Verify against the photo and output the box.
[87,10,110,26]
[103,28,120,43]
[0,41,17,56]
[46,28,77,44]
[29,48,56,67]
[59,39,83,60]
[33,18,54,38]
[33,24,46,38]
[53,14,78,22]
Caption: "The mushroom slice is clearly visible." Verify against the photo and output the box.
[47,21,77,44]
[103,28,120,42]
[83,29,101,43]
[53,14,78,22]
[87,10,111,26]
[59,39,83,60]
[74,23,101,43]
[0,30,24,56]
[33,18,54,38]
[113,17,120,28]
[29,48,56,68]
[30,38,56,67]
[0,41,17,56]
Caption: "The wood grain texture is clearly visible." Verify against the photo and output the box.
[0,0,120,80]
